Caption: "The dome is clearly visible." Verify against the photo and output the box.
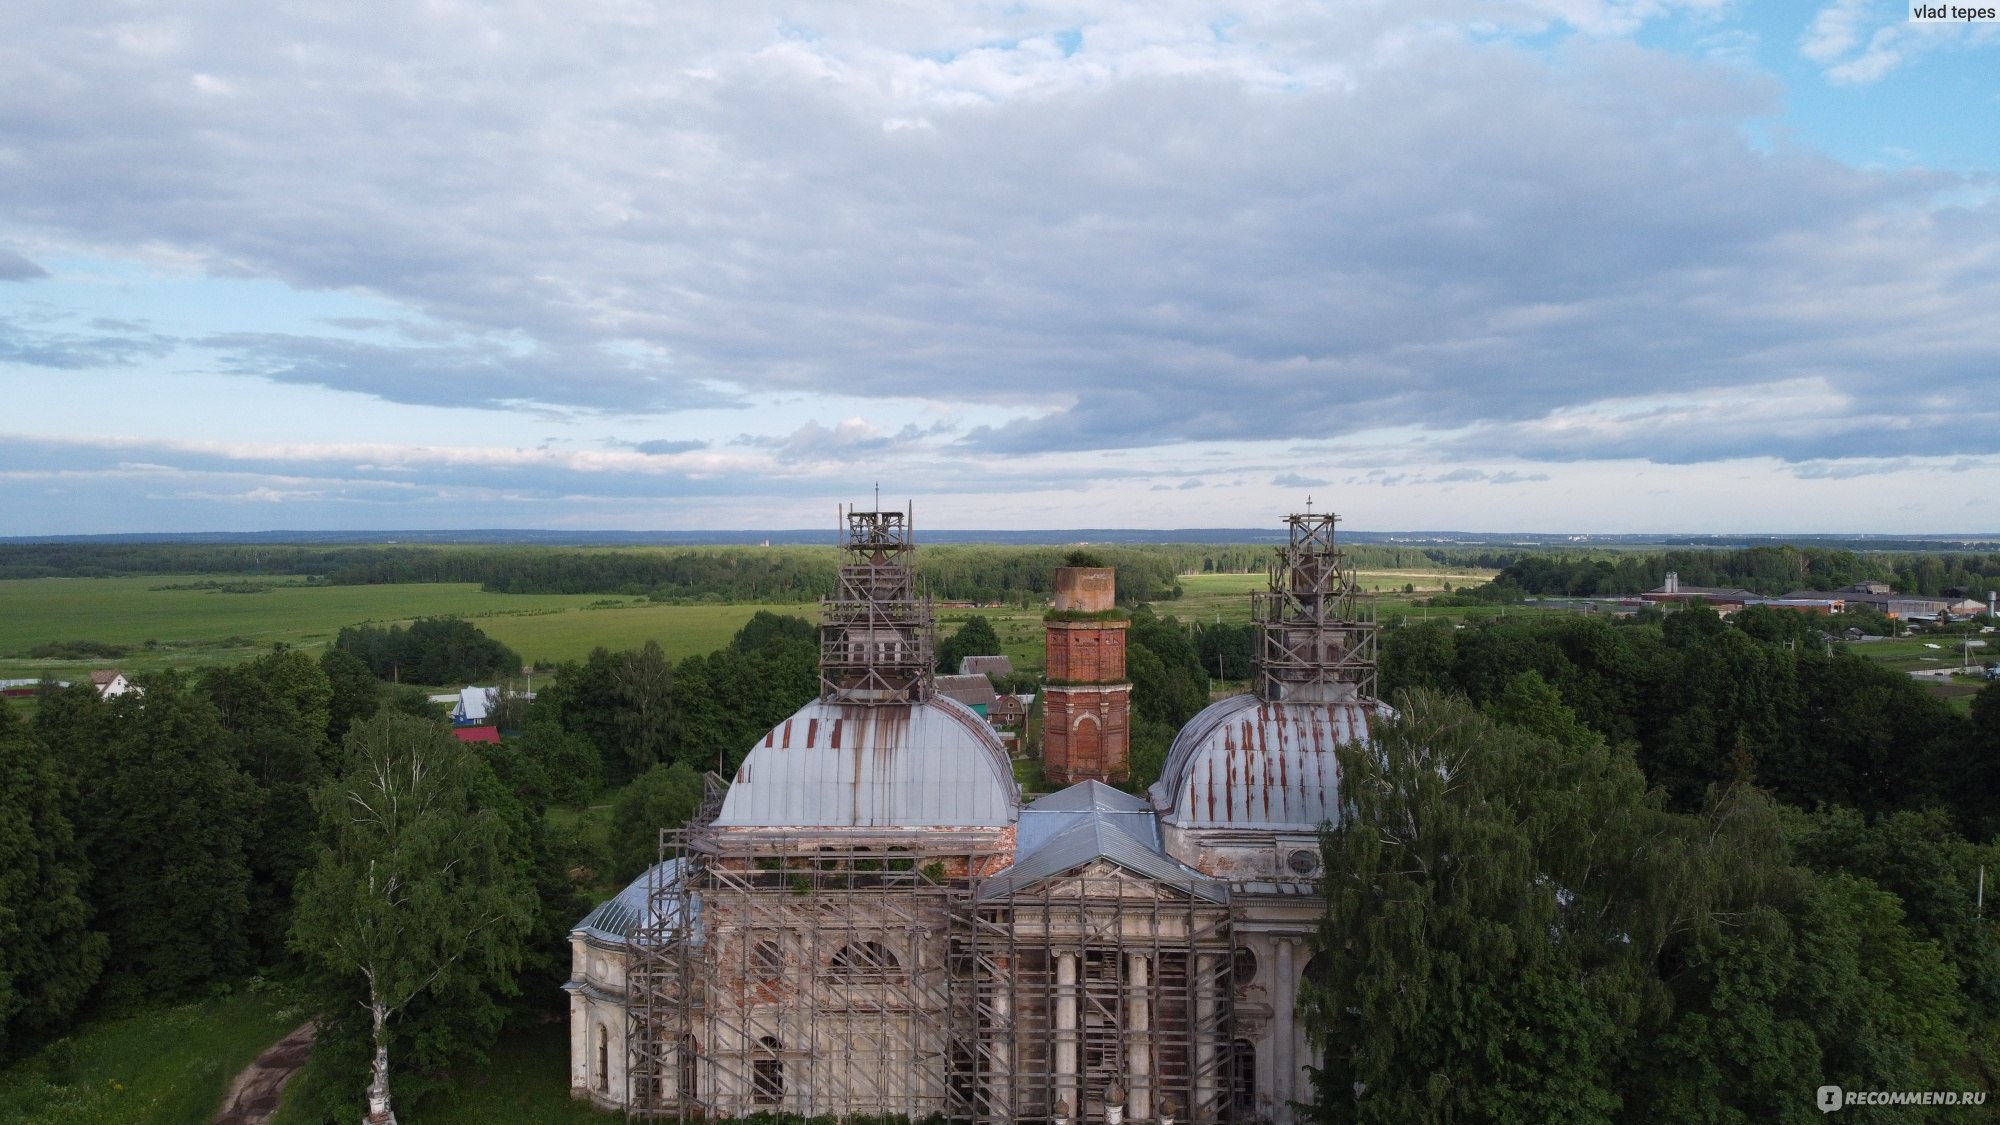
[1149,693,1382,831]
[714,695,1019,829]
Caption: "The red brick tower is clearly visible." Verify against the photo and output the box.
[1042,566,1132,784]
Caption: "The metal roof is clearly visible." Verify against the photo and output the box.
[934,674,999,709]
[958,655,1014,678]
[979,782,1225,903]
[713,696,1018,829]
[1149,693,1380,831]
[571,859,693,944]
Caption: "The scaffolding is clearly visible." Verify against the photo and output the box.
[821,506,936,704]
[1252,511,1378,702]
[956,869,1238,1124]
[630,830,1242,1124]
[630,831,976,1120]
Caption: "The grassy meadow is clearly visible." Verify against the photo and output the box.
[0,990,300,1125]
[0,576,813,681]
[0,560,1506,685]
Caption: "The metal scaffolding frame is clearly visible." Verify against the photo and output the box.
[820,506,936,705]
[955,870,1239,1124]
[1252,511,1378,702]
[631,831,1242,1124]
[630,830,975,1120]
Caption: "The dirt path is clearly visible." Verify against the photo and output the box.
[212,1022,315,1125]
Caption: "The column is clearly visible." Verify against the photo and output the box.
[1272,939,1295,1125]
[1056,953,1080,1111]
[1126,953,1152,1121]
[991,973,1015,1120]
[569,993,589,1092]
[1191,953,1219,1121]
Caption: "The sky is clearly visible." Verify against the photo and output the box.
[2,1,1997,536]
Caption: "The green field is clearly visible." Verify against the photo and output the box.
[0,576,813,680]
[0,990,300,1125]
[0,561,1501,684]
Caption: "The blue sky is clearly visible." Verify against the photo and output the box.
[2,1,1997,534]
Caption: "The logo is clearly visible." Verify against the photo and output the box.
[1817,1085,1843,1113]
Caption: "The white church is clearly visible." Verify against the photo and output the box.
[566,507,1381,1125]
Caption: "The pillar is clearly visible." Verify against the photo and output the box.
[1192,953,1219,1121]
[1126,953,1152,1122]
[1056,953,1080,1110]
[1273,939,1296,1125]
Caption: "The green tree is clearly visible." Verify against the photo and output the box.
[62,674,259,1001]
[613,640,675,777]
[205,647,337,962]
[937,615,1003,673]
[609,762,706,881]
[518,719,602,805]
[321,646,383,744]
[290,712,536,1124]
[0,701,105,1058]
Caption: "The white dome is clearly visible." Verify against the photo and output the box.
[1149,693,1382,831]
[714,695,1018,829]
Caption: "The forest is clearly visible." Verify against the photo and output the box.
[1308,607,2000,1121]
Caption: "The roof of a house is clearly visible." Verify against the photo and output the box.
[713,695,1018,830]
[1150,693,1382,832]
[979,781,1225,903]
[452,725,501,744]
[933,673,999,710]
[455,685,492,722]
[958,655,1014,679]
[89,669,123,687]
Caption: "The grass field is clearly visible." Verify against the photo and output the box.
[382,1022,615,1125]
[0,990,300,1125]
[0,561,1498,683]
[0,576,813,680]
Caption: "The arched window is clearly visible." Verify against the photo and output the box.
[596,1024,610,1094]
[752,1036,784,1105]
[677,1034,698,1103]
[1232,947,1258,993]
[1230,1039,1256,1114]
[829,940,900,980]
[753,939,784,982]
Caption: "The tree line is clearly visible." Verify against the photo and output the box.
[1307,611,2000,1120]
[1470,545,2000,600]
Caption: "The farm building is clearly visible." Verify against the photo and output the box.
[567,505,1381,1125]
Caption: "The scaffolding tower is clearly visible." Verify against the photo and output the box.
[821,505,935,704]
[1252,510,1378,702]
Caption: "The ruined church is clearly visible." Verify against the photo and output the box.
[566,506,1381,1124]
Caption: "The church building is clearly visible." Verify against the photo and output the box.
[566,505,1382,1124]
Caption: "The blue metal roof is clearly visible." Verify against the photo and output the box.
[571,859,695,944]
[978,781,1225,903]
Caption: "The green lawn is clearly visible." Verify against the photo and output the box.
[310,1022,612,1125]
[0,990,300,1125]
[0,576,813,680]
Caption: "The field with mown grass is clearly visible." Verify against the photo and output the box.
[0,989,299,1125]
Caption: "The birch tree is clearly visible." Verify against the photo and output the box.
[291,711,533,1124]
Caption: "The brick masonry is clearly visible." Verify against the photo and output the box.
[1044,567,1132,784]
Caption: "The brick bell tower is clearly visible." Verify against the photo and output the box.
[1042,565,1132,784]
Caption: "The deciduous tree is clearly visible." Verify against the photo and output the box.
[290,712,535,1124]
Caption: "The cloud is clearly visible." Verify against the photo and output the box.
[1,0,1997,516]
[0,249,47,280]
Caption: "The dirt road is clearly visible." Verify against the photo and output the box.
[212,1022,315,1125]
